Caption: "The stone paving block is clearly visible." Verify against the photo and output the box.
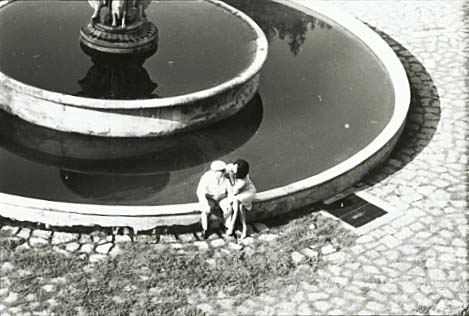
[393,227,414,241]
[15,239,31,251]
[109,245,122,258]
[114,235,132,243]
[380,235,402,248]
[390,261,413,273]
[1,262,14,274]
[428,268,448,281]
[193,241,210,251]
[323,251,347,264]
[324,264,342,276]
[297,303,313,315]
[344,262,361,270]
[170,243,183,249]
[210,239,225,248]
[79,243,94,254]
[51,232,79,244]
[365,301,386,312]
[356,235,375,244]
[0,288,8,298]
[16,228,31,239]
[399,281,418,294]
[307,292,329,301]
[291,251,305,265]
[274,302,298,315]
[364,242,381,251]
[362,265,381,275]
[28,237,48,247]
[349,245,366,256]
[321,244,337,255]
[438,252,459,263]
[258,233,278,241]
[366,250,381,259]
[228,242,243,251]
[42,284,55,293]
[3,291,18,304]
[408,266,426,277]
[8,306,23,314]
[454,247,466,259]
[379,282,399,294]
[312,300,330,313]
[89,254,107,263]
[62,243,80,254]
[301,248,319,259]
[31,230,52,240]
[95,243,113,254]
[330,276,349,286]
[390,216,415,229]
[240,236,255,245]
[158,234,176,243]
[0,225,15,234]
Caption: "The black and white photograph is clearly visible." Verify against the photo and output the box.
[0,0,467,315]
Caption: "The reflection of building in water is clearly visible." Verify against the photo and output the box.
[78,45,158,99]
[225,0,332,55]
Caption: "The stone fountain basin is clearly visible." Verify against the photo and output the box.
[0,0,410,231]
[0,0,268,137]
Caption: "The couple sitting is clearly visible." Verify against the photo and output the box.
[196,159,257,239]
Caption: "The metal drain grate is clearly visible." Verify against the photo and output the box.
[323,194,387,228]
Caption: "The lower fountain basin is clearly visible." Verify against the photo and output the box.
[0,0,410,231]
[0,0,268,137]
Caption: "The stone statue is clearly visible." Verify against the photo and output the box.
[82,0,157,54]
[88,0,107,20]
[111,0,129,28]
[88,0,152,28]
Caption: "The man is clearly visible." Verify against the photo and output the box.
[196,160,228,239]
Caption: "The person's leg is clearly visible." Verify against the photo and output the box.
[220,198,233,232]
[226,202,239,236]
[201,210,209,232]
[200,195,217,239]
[239,205,248,239]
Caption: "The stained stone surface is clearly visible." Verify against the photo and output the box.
[0,0,468,315]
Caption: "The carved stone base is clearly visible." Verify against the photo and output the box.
[80,20,158,54]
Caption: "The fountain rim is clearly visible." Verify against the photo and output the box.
[0,0,411,230]
[0,0,269,110]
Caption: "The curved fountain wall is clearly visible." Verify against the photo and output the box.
[0,0,410,231]
[0,0,268,137]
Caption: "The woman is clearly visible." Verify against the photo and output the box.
[220,159,257,239]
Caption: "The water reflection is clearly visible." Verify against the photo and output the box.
[225,0,332,55]
[0,94,263,175]
[60,170,170,204]
[77,43,159,99]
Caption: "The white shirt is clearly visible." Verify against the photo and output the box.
[196,171,228,203]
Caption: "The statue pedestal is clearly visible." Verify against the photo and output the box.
[80,19,158,54]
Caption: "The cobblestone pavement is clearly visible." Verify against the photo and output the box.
[1,0,469,315]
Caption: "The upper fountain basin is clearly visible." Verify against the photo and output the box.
[0,0,268,137]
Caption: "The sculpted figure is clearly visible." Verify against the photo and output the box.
[112,0,129,28]
[88,0,108,20]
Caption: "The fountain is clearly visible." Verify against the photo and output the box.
[0,0,268,137]
[0,0,410,231]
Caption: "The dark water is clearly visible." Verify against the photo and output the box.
[0,0,256,98]
[0,0,394,205]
